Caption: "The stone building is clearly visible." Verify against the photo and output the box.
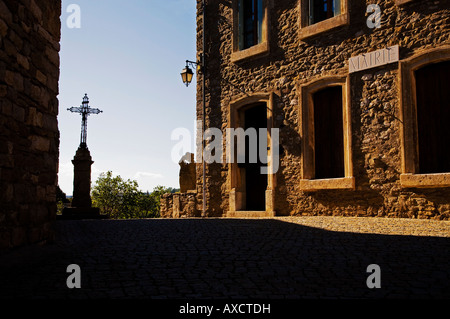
[0,0,61,250]
[161,0,450,219]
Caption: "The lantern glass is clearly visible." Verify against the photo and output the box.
[181,67,194,86]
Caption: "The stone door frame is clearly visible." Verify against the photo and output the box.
[226,92,276,217]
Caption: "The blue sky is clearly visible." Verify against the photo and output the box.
[58,0,197,195]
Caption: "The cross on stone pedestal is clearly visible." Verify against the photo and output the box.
[67,93,103,149]
[61,94,105,220]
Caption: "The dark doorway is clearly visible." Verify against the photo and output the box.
[243,103,267,211]
[313,86,345,179]
[415,60,450,174]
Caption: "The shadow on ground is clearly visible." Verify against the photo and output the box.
[0,218,449,299]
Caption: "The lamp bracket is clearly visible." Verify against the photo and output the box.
[186,53,204,74]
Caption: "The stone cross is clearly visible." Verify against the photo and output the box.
[62,94,103,219]
[67,94,103,148]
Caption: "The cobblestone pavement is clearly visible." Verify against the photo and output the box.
[0,217,449,299]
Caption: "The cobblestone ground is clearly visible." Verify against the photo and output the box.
[0,217,449,299]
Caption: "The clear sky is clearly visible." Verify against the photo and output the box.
[58,0,197,195]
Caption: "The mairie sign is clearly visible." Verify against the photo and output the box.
[349,45,399,73]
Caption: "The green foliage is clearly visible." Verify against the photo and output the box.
[91,171,174,219]
[57,200,65,215]
[56,185,70,215]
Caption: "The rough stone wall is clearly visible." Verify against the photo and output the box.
[160,192,199,218]
[160,193,173,218]
[0,0,61,249]
[195,0,450,219]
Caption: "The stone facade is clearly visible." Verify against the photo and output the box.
[166,0,450,220]
[0,0,61,249]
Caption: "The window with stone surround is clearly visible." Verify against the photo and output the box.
[298,75,355,191]
[416,61,450,174]
[239,0,263,50]
[231,0,270,63]
[399,46,450,188]
[309,0,341,25]
[298,0,349,39]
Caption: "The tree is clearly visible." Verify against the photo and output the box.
[91,171,175,219]
[134,191,160,219]
[91,171,140,219]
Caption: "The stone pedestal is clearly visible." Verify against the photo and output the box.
[62,146,103,219]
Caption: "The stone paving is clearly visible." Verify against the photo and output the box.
[0,217,449,299]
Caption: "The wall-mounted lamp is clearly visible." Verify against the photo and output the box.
[180,55,204,87]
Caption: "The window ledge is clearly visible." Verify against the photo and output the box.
[300,177,355,192]
[231,42,269,63]
[395,0,414,5]
[400,173,450,188]
[299,13,349,40]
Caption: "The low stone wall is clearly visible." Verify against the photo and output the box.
[161,192,200,218]
[0,0,61,250]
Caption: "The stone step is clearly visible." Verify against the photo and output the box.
[227,211,273,218]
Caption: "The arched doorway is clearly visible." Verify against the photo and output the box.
[227,93,276,217]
